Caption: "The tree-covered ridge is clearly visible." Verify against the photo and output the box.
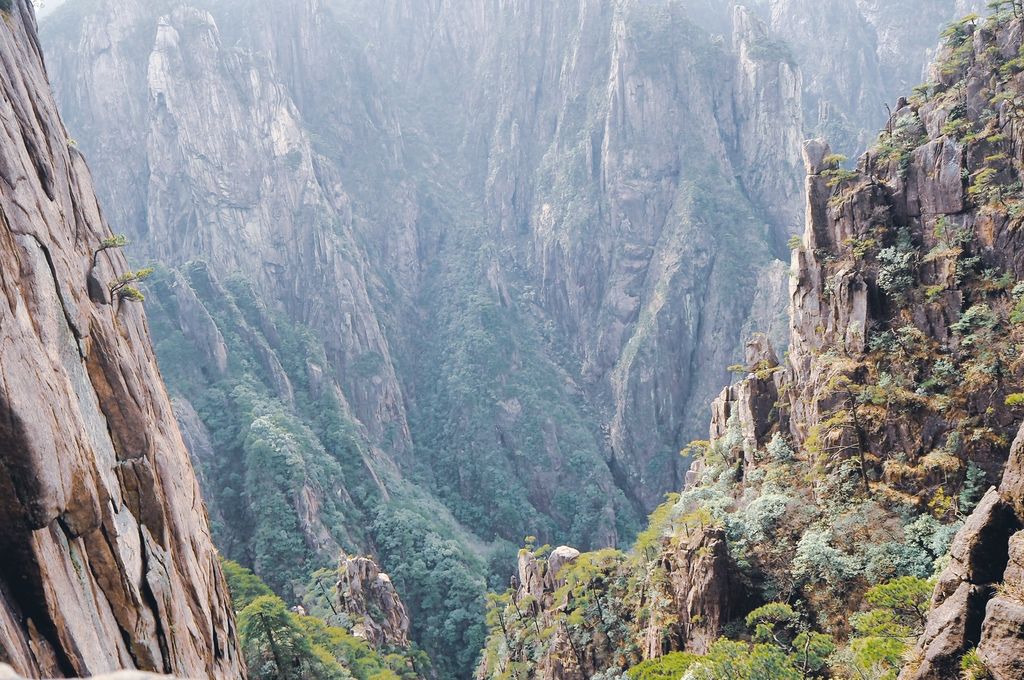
[145,263,492,678]
[477,6,1024,679]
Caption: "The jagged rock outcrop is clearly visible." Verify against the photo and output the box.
[642,528,735,658]
[783,12,1024,475]
[482,535,733,679]
[0,1,241,677]
[695,10,1024,678]
[709,334,784,449]
[516,546,582,608]
[337,553,411,649]
[902,424,1024,680]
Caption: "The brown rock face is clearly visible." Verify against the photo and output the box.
[0,2,241,677]
[902,427,1024,680]
[337,553,411,649]
[644,528,735,658]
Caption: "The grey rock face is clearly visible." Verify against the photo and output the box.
[905,419,1024,680]
[906,489,1020,679]
[770,0,988,155]
[0,1,242,676]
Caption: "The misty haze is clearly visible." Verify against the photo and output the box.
[1,1,1023,679]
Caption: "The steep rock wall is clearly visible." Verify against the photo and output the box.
[0,1,241,676]
[475,7,1024,678]
[40,0,808,554]
[37,2,991,675]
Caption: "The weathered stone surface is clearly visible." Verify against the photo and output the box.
[516,550,548,605]
[940,489,1020,593]
[906,138,965,217]
[907,582,986,680]
[546,546,581,590]
[0,665,190,680]
[165,269,228,379]
[0,1,242,676]
[338,553,411,649]
[516,546,582,608]
[709,335,782,454]
[978,597,1024,680]
[645,528,735,658]
[905,431,1024,680]
[1002,531,1024,585]
[1000,423,1024,516]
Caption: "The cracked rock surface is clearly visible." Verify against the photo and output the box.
[0,2,242,677]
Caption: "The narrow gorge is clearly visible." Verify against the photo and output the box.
[3,0,1023,678]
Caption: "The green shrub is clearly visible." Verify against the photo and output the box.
[226,560,425,680]
[960,463,988,515]
[840,576,934,680]
[877,230,917,299]
[961,647,993,679]
[792,528,860,585]
[221,559,273,610]
[627,652,699,680]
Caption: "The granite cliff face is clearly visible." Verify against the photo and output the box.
[0,1,241,676]
[41,0,970,550]
[766,0,988,155]
[42,0,808,545]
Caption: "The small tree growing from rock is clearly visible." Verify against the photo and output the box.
[109,267,154,302]
[92,234,129,267]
